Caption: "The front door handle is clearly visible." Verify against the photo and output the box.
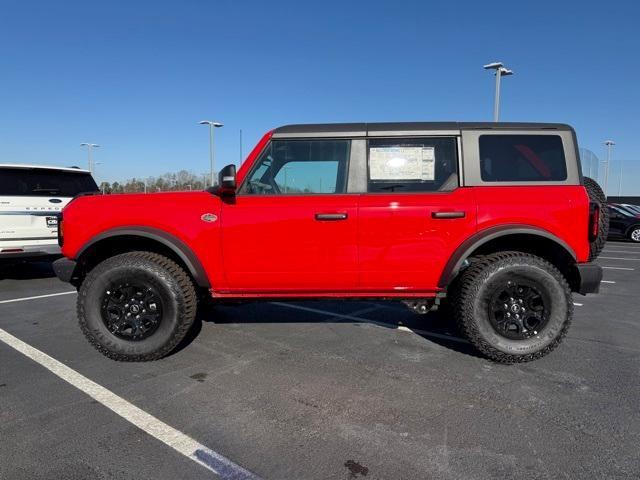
[432,211,466,219]
[315,213,348,221]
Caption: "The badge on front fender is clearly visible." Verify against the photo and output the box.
[201,213,218,223]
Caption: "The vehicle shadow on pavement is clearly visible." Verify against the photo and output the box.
[172,299,481,360]
[0,258,57,281]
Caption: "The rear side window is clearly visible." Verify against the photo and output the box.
[479,135,567,182]
[0,168,98,197]
[367,137,458,193]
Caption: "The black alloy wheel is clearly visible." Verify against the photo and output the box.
[488,280,549,340]
[100,282,164,341]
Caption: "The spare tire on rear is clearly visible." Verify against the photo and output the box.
[583,176,609,261]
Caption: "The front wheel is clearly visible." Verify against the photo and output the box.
[452,252,572,363]
[78,252,198,361]
[629,226,640,243]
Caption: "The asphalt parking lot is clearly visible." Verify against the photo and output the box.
[1,241,639,480]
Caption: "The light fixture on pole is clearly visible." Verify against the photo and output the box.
[198,120,224,186]
[80,143,100,174]
[483,62,514,122]
[603,140,615,198]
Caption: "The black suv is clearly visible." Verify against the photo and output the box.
[608,204,640,243]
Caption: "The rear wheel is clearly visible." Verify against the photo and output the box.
[452,252,572,363]
[583,176,609,260]
[78,251,197,361]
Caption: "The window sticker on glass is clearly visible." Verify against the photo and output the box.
[369,146,435,181]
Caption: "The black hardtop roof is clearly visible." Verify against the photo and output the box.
[272,122,573,138]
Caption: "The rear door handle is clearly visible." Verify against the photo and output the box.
[315,213,348,221]
[432,211,466,219]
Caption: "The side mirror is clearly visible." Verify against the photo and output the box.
[217,164,237,195]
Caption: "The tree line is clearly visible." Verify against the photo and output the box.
[98,170,211,194]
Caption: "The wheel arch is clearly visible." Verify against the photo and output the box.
[74,227,210,288]
[439,225,577,289]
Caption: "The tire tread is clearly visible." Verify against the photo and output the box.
[77,251,197,361]
[583,176,609,260]
[452,251,573,364]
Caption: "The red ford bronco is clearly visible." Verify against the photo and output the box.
[53,122,607,363]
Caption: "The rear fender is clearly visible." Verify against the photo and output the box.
[439,225,577,288]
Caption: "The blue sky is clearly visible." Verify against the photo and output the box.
[1,0,639,194]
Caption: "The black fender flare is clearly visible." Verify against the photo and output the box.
[438,225,577,288]
[76,227,210,288]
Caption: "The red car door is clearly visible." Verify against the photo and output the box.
[357,136,477,293]
[220,138,358,293]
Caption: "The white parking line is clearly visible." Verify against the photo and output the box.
[601,266,635,271]
[0,328,261,480]
[598,257,640,261]
[573,302,583,306]
[271,302,469,344]
[603,250,640,254]
[601,280,616,284]
[0,291,76,305]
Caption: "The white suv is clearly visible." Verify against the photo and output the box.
[0,164,98,259]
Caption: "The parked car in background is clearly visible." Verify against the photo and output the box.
[0,165,99,259]
[607,204,640,243]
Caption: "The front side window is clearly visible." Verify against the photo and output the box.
[367,137,458,192]
[479,135,567,182]
[240,140,350,195]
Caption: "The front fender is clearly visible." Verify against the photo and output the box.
[76,227,210,288]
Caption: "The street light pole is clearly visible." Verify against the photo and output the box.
[80,143,100,174]
[199,120,223,186]
[618,158,623,197]
[603,140,615,198]
[483,62,514,122]
[493,68,502,122]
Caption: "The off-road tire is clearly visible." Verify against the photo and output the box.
[453,251,572,363]
[583,176,609,260]
[78,251,197,361]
